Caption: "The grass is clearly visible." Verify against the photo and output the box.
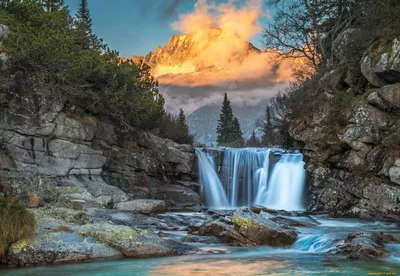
[0,198,36,256]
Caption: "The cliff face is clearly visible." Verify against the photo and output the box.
[289,31,400,218]
[0,85,201,211]
[127,29,267,87]
[135,29,260,69]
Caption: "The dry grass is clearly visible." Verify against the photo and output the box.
[27,192,39,208]
[0,198,37,256]
[55,226,74,232]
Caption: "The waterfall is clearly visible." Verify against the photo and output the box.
[195,148,229,208]
[195,147,306,211]
[263,153,305,210]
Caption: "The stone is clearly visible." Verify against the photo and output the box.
[359,211,376,222]
[361,37,400,87]
[79,224,197,258]
[337,232,399,260]
[332,29,362,63]
[0,24,9,43]
[232,208,297,246]
[377,83,400,109]
[389,160,400,185]
[367,91,386,109]
[115,199,167,214]
[2,174,58,205]
[7,232,122,267]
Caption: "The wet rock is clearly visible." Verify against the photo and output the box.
[232,208,297,246]
[79,224,197,258]
[359,211,376,222]
[197,208,297,247]
[114,199,167,214]
[338,232,399,260]
[6,232,122,267]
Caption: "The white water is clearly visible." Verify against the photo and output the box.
[195,148,229,208]
[195,148,306,210]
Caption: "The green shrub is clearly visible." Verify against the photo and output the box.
[0,198,36,256]
[1,0,165,132]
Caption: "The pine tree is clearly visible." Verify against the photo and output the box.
[76,0,92,34]
[177,108,194,144]
[246,129,260,147]
[232,117,244,147]
[42,0,65,12]
[75,0,102,50]
[261,106,274,146]
[216,93,235,145]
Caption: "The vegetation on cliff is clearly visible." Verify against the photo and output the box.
[0,0,192,144]
[0,198,36,257]
[262,0,400,148]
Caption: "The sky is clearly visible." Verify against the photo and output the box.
[64,0,268,57]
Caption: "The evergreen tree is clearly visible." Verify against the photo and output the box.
[41,0,64,12]
[232,117,244,147]
[76,0,92,34]
[216,93,235,145]
[261,106,274,146]
[177,108,194,144]
[75,0,102,50]
[246,129,260,147]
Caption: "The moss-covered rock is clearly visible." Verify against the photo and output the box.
[79,224,197,258]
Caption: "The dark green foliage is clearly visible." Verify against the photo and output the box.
[158,109,194,145]
[231,117,244,147]
[1,0,166,134]
[261,106,274,146]
[216,93,234,145]
[0,198,37,256]
[246,130,260,147]
[41,0,64,12]
[216,93,244,147]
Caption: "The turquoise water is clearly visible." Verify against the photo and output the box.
[2,216,400,276]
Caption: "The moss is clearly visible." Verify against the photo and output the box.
[80,226,149,245]
[368,38,393,65]
[9,239,32,252]
[0,199,37,256]
[57,186,85,194]
[71,139,86,145]
[232,216,256,230]
[324,123,344,145]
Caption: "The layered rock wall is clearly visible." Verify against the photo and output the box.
[290,33,400,218]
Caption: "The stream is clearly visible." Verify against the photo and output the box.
[3,215,400,275]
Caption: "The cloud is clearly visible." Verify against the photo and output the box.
[160,82,288,115]
[158,0,186,21]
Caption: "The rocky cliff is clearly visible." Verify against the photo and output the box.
[289,31,400,219]
[0,83,201,212]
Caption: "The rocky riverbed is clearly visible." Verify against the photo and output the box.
[1,203,400,270]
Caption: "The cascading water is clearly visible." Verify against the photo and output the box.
[263,153,306,210]
[195,148,229,208]
[195,147,306,210]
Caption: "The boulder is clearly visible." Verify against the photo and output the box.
[332,28,363,63]
[0,24,9,43]
[196,208,297,247]
[114,199,167,214]
[232,208,297,246]
[389,159,400,185]
[7,232,121,267]
[338,232,399,260]
[377,83,400,110]
[361,37,400,87]
[79,224,197,258]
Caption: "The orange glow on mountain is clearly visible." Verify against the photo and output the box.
[129,0,309,87]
